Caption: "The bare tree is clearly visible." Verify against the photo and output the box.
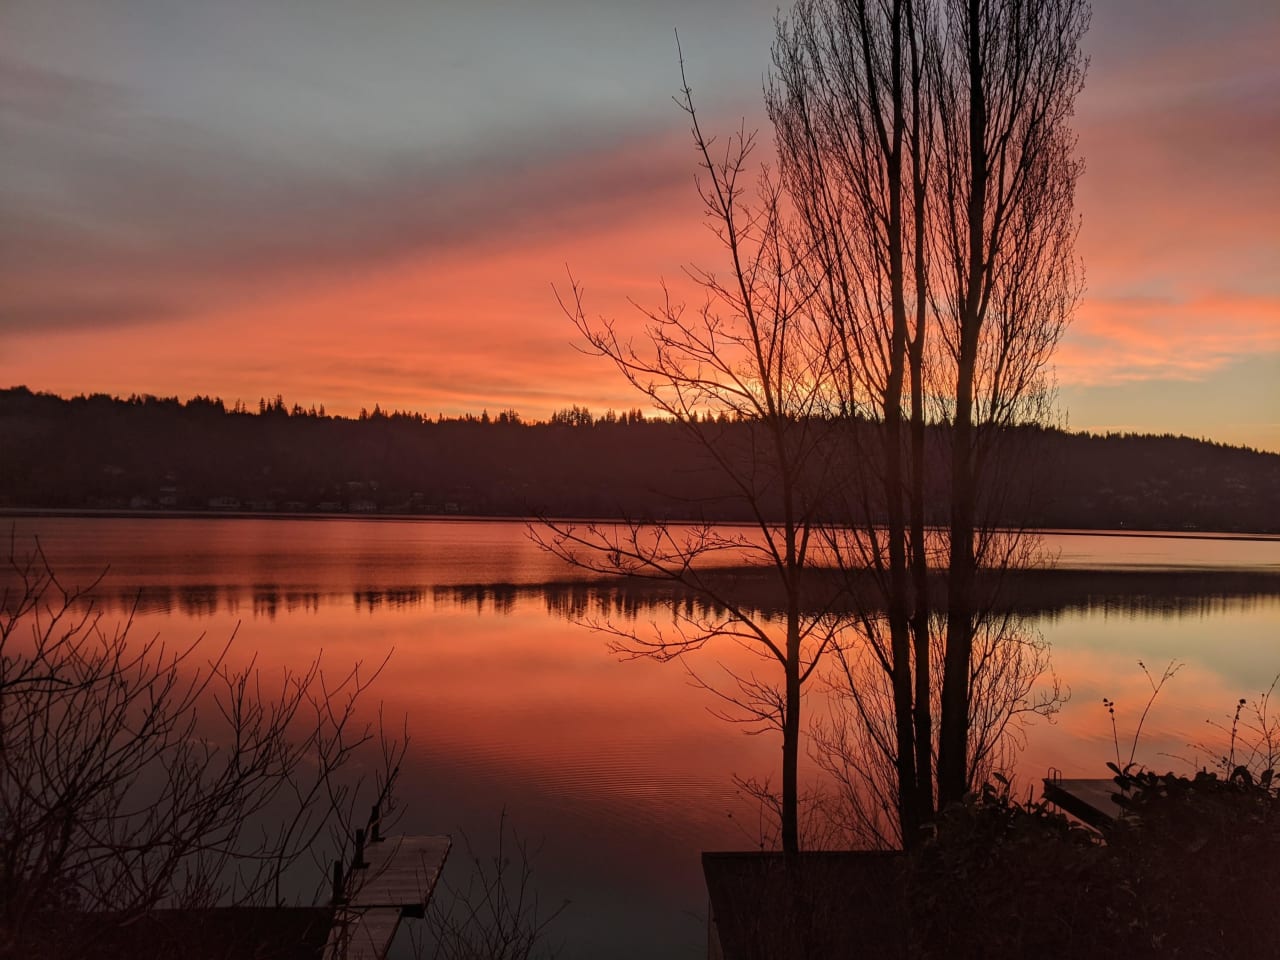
[931,0,1087,807]
[536,46,839,855]
[770,0,940,844]
[0,538,403,953]
[543,0,1084,853]
[767,0,1085,844]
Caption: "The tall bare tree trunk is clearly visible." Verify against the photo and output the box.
[880,0,920,845]
[783,610,802,854]
[906,0,935,828]
[937,0,987,808]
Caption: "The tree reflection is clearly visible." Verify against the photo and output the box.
[813,610,1062,848]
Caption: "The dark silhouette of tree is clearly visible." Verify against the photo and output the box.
[770,0,940,844]
[761,0,1087,844]
[929,0,1088,809]
[536,48,839,854]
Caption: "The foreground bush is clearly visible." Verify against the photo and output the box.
[909,769,1280,959]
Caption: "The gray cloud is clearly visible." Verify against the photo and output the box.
[0,58,127,124]
[4,0,1275,352]
[0,295,176,335]
[0,55,694,334]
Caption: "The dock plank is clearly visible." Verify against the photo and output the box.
[326,834,451,960]
[1042,778,1125,828]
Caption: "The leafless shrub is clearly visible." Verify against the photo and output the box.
[415,810,566,960]
[0,537,402,952]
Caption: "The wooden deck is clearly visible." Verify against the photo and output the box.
[1041,777,1125,829]
[326,834,452,960]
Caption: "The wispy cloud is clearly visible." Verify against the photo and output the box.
[0,54,696,338]
[1063,4,1280,393]
[1060,294,1280,385]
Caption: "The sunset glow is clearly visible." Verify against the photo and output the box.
[2,0,1277,447]
[3,7,1277,953]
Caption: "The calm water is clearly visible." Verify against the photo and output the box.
[6,516,1280,958]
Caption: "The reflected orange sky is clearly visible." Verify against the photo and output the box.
[146,592,790,858]
[8,511,1278,958]
[132,585,1280,833]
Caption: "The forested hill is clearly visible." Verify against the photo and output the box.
[2,386,1277,533]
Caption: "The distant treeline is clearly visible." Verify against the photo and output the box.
[2,386,1277,533]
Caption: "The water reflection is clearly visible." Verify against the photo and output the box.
[3,517,1278,960]
[55,570,1280,622]
[355,586,431,612]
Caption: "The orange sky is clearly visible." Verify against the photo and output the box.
[1,1,1277,450]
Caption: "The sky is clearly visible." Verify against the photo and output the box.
[1,0,1277,451]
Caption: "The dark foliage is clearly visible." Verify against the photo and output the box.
[1105,766,1280,957]
[909,770,1280,959]
[1,386,1277,531]
[910,778,1126,959]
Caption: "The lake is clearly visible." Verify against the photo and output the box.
[5,515,1279,958]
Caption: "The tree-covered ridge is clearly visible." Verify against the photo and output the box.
[1,385,1277,533]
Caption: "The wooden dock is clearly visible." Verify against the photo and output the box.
[326,834,452,960]
[1041,777,1125,829]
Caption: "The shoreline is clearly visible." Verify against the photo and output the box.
[2,506,1278,541]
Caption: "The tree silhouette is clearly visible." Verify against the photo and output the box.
[768,0,1085,845]
[537,45,840,854]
